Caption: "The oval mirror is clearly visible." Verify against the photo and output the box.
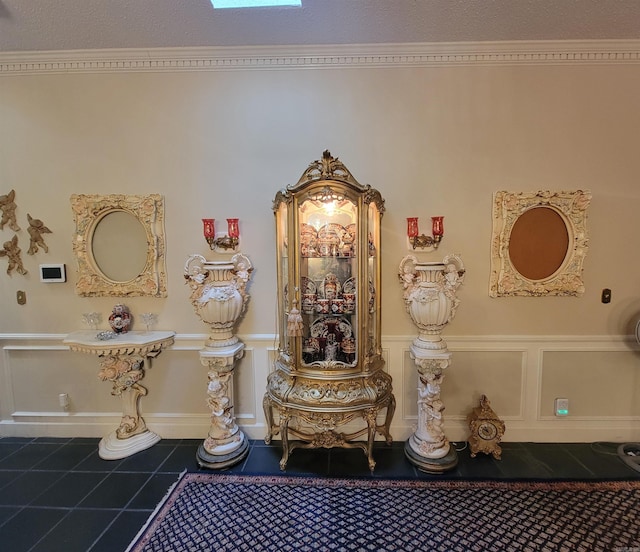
[489,190,591,297]
[71,194,167,297]
[92,211,148,282]
[508,207,569,281]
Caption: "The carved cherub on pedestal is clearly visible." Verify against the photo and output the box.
[27,214,52,255]
[0,189,20,232]
[0,235,27,275]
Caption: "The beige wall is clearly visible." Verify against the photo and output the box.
[1,43,639,442]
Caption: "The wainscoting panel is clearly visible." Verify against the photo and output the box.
[1,334,639,443]
[442,349,526,419]
[540,350,640,418]
[5,345,115,413]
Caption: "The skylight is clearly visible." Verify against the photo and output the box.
[211,0,301,8]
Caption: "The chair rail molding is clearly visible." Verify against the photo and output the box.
[2,332,639,442]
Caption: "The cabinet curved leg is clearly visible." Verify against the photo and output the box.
[263,394,274,444]
[382,395,396,445]
[365,408,377,471]
[279,411,291,470]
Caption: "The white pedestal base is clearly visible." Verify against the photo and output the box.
[405,347,458,473]
[98,430,161,460]
[198,341,247,470]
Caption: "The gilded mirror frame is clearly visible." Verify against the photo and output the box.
[71,194,168,297]
[489,190,591,297]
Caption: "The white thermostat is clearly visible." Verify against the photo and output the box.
[39,264,66,283]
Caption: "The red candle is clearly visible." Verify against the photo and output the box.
[227,218,239,239]
[431,216,444,237]
[407,217,419,238]
[202,219,215,239]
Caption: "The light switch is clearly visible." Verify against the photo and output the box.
[17,290,26,305]
[601,288,612,304]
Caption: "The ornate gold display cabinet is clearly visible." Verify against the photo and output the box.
[264,151,395,470]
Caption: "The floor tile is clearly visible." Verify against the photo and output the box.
[30,508,119,552]
[454,448,505,479]
[0,443,64,470]
[32,443,96,471]
[0,505,20,527]
[73,450,121,472]
[276,445,331,476]
[0,471,63,506]
[128,473,183,509]
[33,436,72,444]
[70,437,102,445]
[0,443,27,462]
[329,450,376,478]
[115,443,178,472]
[243,441,287,474]
[0,437,34,444]
[0,507,68,552]
[521,443,594,479]
[0,470,17,490]
[79,472,154,509]
[369,444,418,479]
[31,472,108,508]
[158,442,200,473]
[91,510,152,552]
[563,442,637,479]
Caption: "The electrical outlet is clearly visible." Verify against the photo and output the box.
[58,393,69,410]
[555,398,569,416]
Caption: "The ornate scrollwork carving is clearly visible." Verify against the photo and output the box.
[184,253,252,348]
[490,190,591,297]
[273,151,385,214]
[71,194,167,297]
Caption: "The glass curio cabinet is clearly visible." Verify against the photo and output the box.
[264,151,395,470]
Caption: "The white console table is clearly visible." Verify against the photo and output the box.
[64,330,175,460]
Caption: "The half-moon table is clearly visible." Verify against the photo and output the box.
[64,330,175,460]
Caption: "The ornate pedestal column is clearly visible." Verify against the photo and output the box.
[398,254,465,473]
[64,330,175,460]
[185,253,252,469]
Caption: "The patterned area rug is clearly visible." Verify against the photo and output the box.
[127,474,640,552]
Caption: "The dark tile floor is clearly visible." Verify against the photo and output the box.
[0,437,638,551]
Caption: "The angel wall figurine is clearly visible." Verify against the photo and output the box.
[0,189,20,232]
[0,235,28,275]
[26,214,52,255]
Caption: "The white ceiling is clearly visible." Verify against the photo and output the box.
[1,0,640,53]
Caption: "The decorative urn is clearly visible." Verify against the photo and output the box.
[399,254,465,352]
[184,253,252,348]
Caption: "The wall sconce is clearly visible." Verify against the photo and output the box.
[202,218,240,251]
[407,216,444,250]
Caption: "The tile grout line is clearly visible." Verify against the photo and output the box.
[25,442,113,552]
[86,442,182,552]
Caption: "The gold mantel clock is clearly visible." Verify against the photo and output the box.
[468,395,505,460]
[264,151,395,470]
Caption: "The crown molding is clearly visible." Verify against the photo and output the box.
[1,39,640,75]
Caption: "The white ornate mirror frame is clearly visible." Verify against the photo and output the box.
[489,190,591,297]
[71,194,168,297]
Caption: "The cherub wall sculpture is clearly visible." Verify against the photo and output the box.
[0,189,20,232]
[0,235,28,275]
[27,214,52,255]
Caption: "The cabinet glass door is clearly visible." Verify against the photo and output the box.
[298,194,357,367]
[275,200,289,353]
[367,201,381,356]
